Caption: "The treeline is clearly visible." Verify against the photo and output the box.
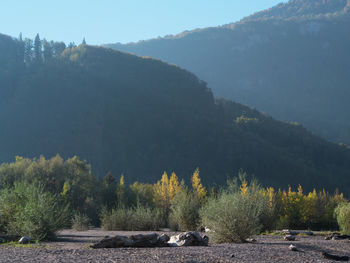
[15,33,87,65]
[243,0,350,22]
[0,155,349,241]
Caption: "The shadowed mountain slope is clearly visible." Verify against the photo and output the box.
[1,33,350,194]
[106,0,350,145]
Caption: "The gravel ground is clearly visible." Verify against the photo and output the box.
[0,229,349,263]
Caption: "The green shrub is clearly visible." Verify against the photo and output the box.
[101,206,132,230]
[169,190,201,231]
[101,205,163,231]
[0,182,69,241]
[72,212,91,231]
[131,205,164,230]
[200,176,268,243]
[335,202,350,234]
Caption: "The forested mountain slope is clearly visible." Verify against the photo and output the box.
[106,0,350,145]
[1,33,350,194]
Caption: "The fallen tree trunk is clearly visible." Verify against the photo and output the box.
[322,252,349,261]
[91,232,209,249]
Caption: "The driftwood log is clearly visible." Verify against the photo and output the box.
[168,231,208,247]
[91,233,169,249]
[325,233,350,240]
[0,235,21,243]
[322,252,349,261]
[91,231,209,249]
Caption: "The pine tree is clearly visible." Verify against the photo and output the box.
[17,33,25,64]
[24,38,33,64]
[34,33,42,63]
[43,39,53,62]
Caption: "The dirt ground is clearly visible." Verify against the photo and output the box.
[0,229,349,263]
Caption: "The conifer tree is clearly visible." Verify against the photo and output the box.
[43,39,53,62]
[24,38,33,64]
[34,33,42,63]
[17,33,25,64]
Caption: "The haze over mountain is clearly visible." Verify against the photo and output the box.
[106,0,350,145]
[1,32,350,194]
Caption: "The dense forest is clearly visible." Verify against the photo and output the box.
[106,0,350,145]
[1,32,350,195]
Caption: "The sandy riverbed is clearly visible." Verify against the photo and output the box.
[0,229,349,263]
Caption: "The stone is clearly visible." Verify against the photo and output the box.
[289,244,298,251]
[204,227,212,233]
[246,238,257,243]
[168,231,209,247]
[284,235,296,241]
[282,229,291,234]
[19,236,32,244]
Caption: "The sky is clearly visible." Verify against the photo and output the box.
[1,0,287,45]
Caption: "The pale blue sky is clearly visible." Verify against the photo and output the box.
[1,0,287,45]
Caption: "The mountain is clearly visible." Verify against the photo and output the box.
[1,33,350,194]
[105,0,350,145]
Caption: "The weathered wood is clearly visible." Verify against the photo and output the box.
[91,233,170,249]
[322,252,349,261]
[0,235,21,242]
[91,232,208,249]
[325,233,350,240]
[168,231,208,247]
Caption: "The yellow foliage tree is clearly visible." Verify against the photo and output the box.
[169,172,181,201]
[154,172,170,211]
[154,171,184,212]
[191,168,206,202]
[240,180,248,196]
[116,174,126,204]
[120,175,125,187]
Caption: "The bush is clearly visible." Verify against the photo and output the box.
[131,205,164,230]
[101,206,132,230]
[200,176,268,243]
[72,212,91,231]
[0,182,69,241]
[169,190,201,231]
[335,202,350,234]
[101,205,164,231]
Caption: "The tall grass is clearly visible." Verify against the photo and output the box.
[72,212,91,231]
[101,204,164,231]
